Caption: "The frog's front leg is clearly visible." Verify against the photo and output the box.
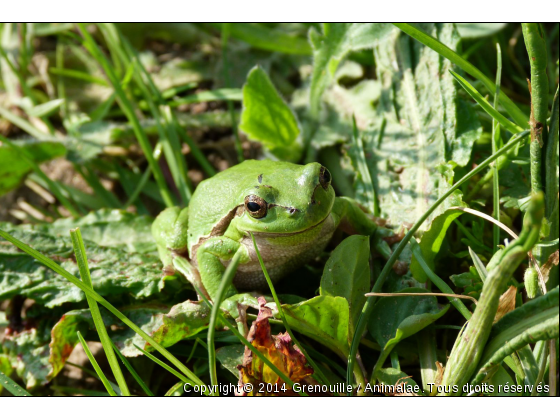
[331,197,392,258]
[195,237,250,301]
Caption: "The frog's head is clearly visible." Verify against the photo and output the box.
[236,162,335,235]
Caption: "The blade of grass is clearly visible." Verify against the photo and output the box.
[207,249,242,395]
[133,344,191,384]
[76,23,175,208]
[249,232,332,386]
[167,88,243,107]
[404,238,473,320]
[468,247,488,282]
[492,44,503,251]
[110,342,154,396]
[454,219,493,253]
[450,70,523,135]
[392,23,528,128]
[76,331,118,396]
[49,67,109,86]
[70,228,130,396]
[346,129,530,393]
[0,369,32,396]
[221,23,244,163]
[0,228,209,393]
[165,381,185,396]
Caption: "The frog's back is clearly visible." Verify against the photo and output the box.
[186,160,303,253]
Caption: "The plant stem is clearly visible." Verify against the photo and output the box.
[522,23,549,196]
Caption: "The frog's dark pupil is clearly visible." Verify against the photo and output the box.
[247,202,261,212]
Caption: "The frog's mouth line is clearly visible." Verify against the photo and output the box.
[248,213,331,237]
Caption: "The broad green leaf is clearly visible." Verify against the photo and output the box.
[471,288,559,386]
[361,24,475,228]
[0,223,165,307]
[239,66,302,161]
[368,288,450,349]
[2,322,52,389]
[0,139,66,195]
[308,23,392,115]
[38,209,156,253]
[320,235,369,333]
[455,23,508,39]
[410,208,462,282]
[215,344,245,379]
[283,295,350,358]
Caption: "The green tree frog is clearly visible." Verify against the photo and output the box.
[152,160,380,301]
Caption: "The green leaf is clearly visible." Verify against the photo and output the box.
[410,208,463,282]
[215,344,244,379]
[368,288,450,349]
[0,223,165,307]
[39,209,156,253]
[362,24,474,228]
[0,139,66,195]
[309,23,392,115]
[320,235,369,333]
[283,295,350,358]
[239,66,302,161]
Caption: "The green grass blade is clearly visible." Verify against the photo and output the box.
[392,23,529,129]
[167,88,243,107]
[207,250,242,394]
[450,70,523,135]
[410,238,472,320]
[70,228,130,396]
[250,232,332,386]
[133,344,190,384]
[165,381,186,396]
[76,23,175,208]
[346,129,530,392]
[492,44,503,251]
[0,227,209,393]
[468,247,489,281]
[0,369,32,396]
[77,331,118,396]
[110,342,154,396]
[49,67,109,86]
[221,23,244,163]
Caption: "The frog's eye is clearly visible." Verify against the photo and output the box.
[319,166,331,190]
[244,195,268,219]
